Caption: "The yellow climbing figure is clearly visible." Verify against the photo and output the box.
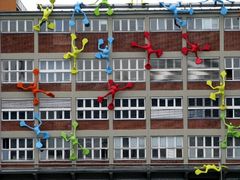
[194,164,227,175]
[33,0,55,32]
[206,70,227,111]
[64,33,88,75]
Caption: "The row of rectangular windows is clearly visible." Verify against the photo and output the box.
[1,17,240,32]
[1,58,240,83]
[2,136,240,161]
[1,97,240,120]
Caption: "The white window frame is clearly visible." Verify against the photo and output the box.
[78,137,108,160]
[151,97,183,119]
[77,98,108,120]
[224,17,240,31]
[150,58,182,82]
[39,19,70,33]
[39,138,71,161]
[188,58,220,82]
[188,97,219,119]
[114,98,145,120]
[113,19,145,32]
[76,19,108,32]
[39,60,71,83]
[113,59,146,82]
[1,20,33,33]
[149,18,180,32]
[226,137,240,159]
[114,137,146,160]
[2,138,34,161]
[187,17,219,31]
[225,57,240,81]
[151,136,183,160]
[188,136,220,160]
[226,97,240,119]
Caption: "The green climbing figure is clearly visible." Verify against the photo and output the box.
[206,70,227,111]
[61,120,89,161]
[94,0,113,16]
[194,164,227,175]
[33,0,55,32]
[63,33,88,75]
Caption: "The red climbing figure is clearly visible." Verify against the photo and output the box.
[181,33,211,64]
[17,68,55,106]
[131,32,163,70]
[98,80,134,110]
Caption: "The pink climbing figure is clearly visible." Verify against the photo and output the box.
[181,33,211,64]
[17,68,55,106]
[131,32,163,70]
[97,79,134,110]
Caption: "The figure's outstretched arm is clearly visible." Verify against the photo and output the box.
[118,83,133,91]
[38,4,44,11]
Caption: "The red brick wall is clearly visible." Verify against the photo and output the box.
[39,34,71,53]
[41,121,71,130]
[1,34,34,53]
[188,82,219,90]
[39,83,71,91]
[76,83,108,91]
[150,32,182,51]
[1,121,34,131]
[151,82,182,90]
[188,119,221,129]
[226,81,240,90]
[113,120,146,129]
[151,120,183,129]
[227,119,240,126]
[114,160,146,164]
[224,31,240,51]
[151,160,184,163]
[188,160,220,163]
[118,82,146,90]
[78,120,109,130]
[186,32,220,51]
[226,160,240,163]
[2,84,23,92]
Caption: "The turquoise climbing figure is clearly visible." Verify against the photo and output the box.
[200,0,234,15]
[19,112,49,149]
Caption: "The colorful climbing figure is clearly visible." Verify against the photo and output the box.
[131,32,163,70]
[69,2,90,28]
[64,33,88,75]
[200,0,234,15]
[159,2,193,28]
[206,71,226,111]
[98,80,134,110]
[61,120,89,161]
[17,68,55,106]
[194,164,227,175]
[182,33,211,64]
[128,0,147,7]
[19,112,49,149]
[94,0,113,16]
[33,0,55,32]
[95,37,114,74]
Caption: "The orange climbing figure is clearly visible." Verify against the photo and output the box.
[98,80,134,110]
[194,164,227,175]
[17,68,55,106]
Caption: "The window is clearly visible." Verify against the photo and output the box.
[226,137,240,159]
[77,59,108,83]
[114,137,146,160]
[78,137,108,160]
[150,18,180,31]
[226,97,240,119]
[1,20,33,32]
[225,57,240,81]
[188,97,219,119]
[113,59,145,82]
[189,136,220,159]
[40,138,70,160]
[187,18,219,31]
[40,19,70,32]
[113,19,144,32]
[224,17,240,30]
[39,60,71,83]
[114,98,145,120]
[2,138,34,161]
[76,19,107,32]
[77,99,108,120]
[151,137,183,159]
[2,60,33,83]
[2,99,34,121]
[40,98,71,120]
[151,97,182,119]
[188,58,219,81]
[150,58,182,82]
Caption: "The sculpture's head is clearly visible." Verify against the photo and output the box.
[169,4,176,11]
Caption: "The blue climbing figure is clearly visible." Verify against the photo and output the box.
[200,0,234,15]
[19,112,49,149]
[159,2,194,28]
[69,2,90,28]
[95,37,114,74]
